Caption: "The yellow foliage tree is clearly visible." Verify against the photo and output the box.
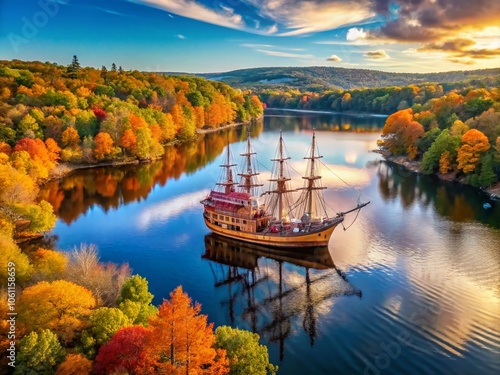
[0,233,33,284]
[10,150,49,181]
[32,248,68,281]
[18,280,96,344]
[61,127,80,148]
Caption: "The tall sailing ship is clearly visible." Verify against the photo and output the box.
[201,128,369,248]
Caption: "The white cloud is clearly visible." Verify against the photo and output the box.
[327,54,342,62]
[242,43,304,52]
[346,27,366,41]
[136,0,245,30]
[255,49,314,59]
[177,34,185,39]
[241,43,276,49]
[365,50,390,59]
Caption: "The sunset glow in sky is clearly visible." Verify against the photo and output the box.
[1,0,499,73]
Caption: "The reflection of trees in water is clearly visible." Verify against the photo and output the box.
[39,122,264,224]
[377,161,499,228]
[264,110,386,133]
[202,234,361,361]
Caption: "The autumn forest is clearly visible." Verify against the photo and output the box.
[1,56,499,374]
[0,57,273,374]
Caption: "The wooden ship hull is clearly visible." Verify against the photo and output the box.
[203,213,343,248]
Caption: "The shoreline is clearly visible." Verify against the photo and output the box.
[195,116,263,134]
[374,150,500,200]
[47,159,142,180]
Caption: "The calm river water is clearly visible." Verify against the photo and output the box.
[41,109,500,375]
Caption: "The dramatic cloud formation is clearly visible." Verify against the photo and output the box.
[136,0,376,36]
[133,0,500,66]
[244,0,375,36]
[417,37,500,63]
[365,50,389,59]
[376,0,500,41]
[368,0,500,62]
[327,54,342,62]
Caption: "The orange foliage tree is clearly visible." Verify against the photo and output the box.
[194,106,205,129]
[403,121,424,159]
[17,280,96,344]
[457,129,490,173]
[0,141,11,155]
[381,109,423,157]
[14,138,54,170]
[171,104,185,133]
[439,151,452,174]
[143,286,229,374]
[93,132,116,161]
[119,129,137,155]
[45,138,61,164]
[56,354,92,375]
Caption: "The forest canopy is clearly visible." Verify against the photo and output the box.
[0,58,263,164]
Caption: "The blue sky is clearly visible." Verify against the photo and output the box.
[1,0,499,73]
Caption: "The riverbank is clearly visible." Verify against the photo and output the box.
[48,158,142,180]
[195,116,263,134]
[376,150,500,199]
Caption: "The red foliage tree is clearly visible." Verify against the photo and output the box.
[94,326,149,375]
[92,107,107,122]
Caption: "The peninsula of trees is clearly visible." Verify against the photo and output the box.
[0,57,263,168]
[257,74,499,189]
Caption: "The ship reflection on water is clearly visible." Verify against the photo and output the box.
[202,234,362,361]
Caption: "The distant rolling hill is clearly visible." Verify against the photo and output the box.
[166,66,500,91]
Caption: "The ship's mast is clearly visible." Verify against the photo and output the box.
[300,131,327,218]
[266,131,296,221]
[238,126,263,195]
[216,142,237,194]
